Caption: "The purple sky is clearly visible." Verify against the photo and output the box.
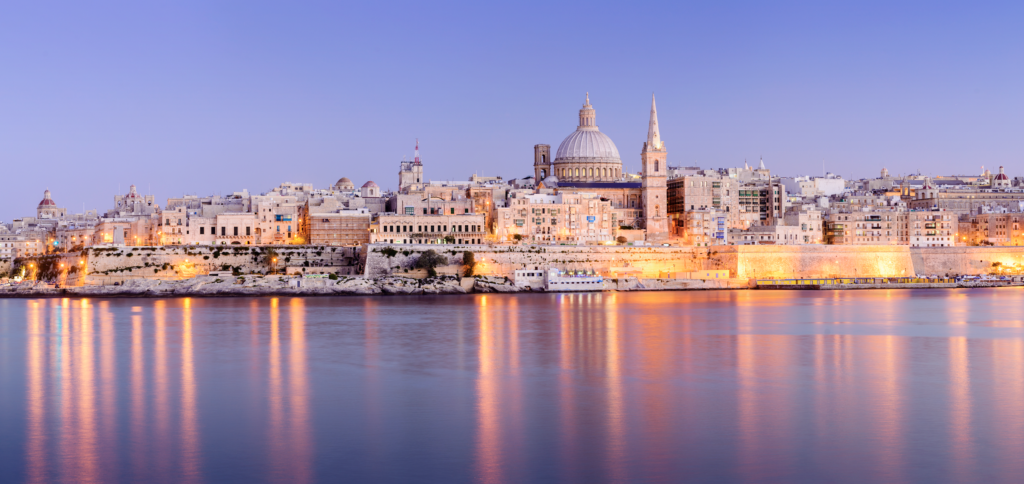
[2,1,1022,221]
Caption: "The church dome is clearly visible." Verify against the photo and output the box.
[38,189,56,207]
[335,177,355,190]
[362,181,378,188]
[995,166,1009,180]
[554,130,621,164]
[553,93,621,166]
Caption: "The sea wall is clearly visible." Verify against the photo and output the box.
[733,245,915,279]
[363,244,734,279]
[910,247,1024,276]
[13,245,361,286]
[363,243,916,280]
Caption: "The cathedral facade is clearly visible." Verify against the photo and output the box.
[532,94,668,240]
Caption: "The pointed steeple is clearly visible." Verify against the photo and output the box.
[759,157,766,170]
[646,93,663,151]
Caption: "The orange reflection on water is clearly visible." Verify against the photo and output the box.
[153,300,171,477]
[180,299,201,480]
[25,301,46,484]
[267,298,285,478]
[604,294,626,483]
[74,298,99,483]
[288,298,313,484]
[474,295,502,484]
[130,312,146,480]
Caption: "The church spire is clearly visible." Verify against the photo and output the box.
[646,93,663,151]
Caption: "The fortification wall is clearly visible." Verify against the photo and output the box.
[365,243,917,280]
[78,245,360,282]
[364,243,735,279]
[910,247,1024,276]
[733,245,915,279]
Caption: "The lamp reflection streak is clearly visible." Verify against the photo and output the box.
[474,296,502,483]
[180,299,201,480]
[154,300,171,477]
[267,298,285,479]
[288,298,313,484]
[99,301,117,476]
[25,301,47,484]
[57,300,72,482]
[130,314,146,479]
[604,295,626,482]
[75,299,99,483]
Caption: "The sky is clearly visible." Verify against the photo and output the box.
[2,1,1022,221]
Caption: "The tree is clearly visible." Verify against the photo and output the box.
[463,251,476,277]
[264,248,279,274]
[415,249,448,278]
[513,234,523,243]
[616,236,627,245]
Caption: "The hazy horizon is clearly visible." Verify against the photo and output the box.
[2,1,1022,221]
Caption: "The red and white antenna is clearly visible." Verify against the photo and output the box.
[414,138,421,164]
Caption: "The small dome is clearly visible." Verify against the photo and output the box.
[540,175,559,188]
[38,189,56,207]
[995,166,1009,180]
[335,177,355,189]
[362,181,379,188]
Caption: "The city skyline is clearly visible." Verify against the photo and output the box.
[3,1,1023,222]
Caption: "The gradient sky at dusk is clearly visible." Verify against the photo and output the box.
[2,1,1022,221]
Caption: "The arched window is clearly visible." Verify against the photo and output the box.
[575,168,580,177]
[541,154,546,163]
[589,168,594,177]
[655,160,659,172]
[541,169,546,178]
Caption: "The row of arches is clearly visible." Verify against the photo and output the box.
[557,166,621,179]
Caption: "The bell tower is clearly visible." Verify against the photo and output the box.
[534,144,551,181]
[641,94,668,240]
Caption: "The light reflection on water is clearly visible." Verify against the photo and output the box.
[2,289,1024,483]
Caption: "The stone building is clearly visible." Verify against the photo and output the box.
[371,213,486,245]
[957,211,1024,246]
[492,192,616,245]
[825,207,954,247]
[302,209,372,247]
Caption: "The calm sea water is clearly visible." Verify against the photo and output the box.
[1,290,1023,483]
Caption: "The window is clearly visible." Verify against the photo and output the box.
[234,227,238,236]
[246,227,251,236]
[200,227,205,235]
[655,160,659,172]
[221,227,226,236]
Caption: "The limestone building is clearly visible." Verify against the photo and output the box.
[492,192,616,244]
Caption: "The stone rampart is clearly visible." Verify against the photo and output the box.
[73,245,359,283]
[733,245,915,279]
[364,243,918,280]
[910,247,1024,276]
[364,244,733,279]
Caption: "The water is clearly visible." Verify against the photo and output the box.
[1,290,1023,483]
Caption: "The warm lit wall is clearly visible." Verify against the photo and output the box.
[910,246,1024,276]
[733,245,914,279]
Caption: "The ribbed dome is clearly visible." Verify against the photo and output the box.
[362,181,378,188]
[554,129,621,164]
